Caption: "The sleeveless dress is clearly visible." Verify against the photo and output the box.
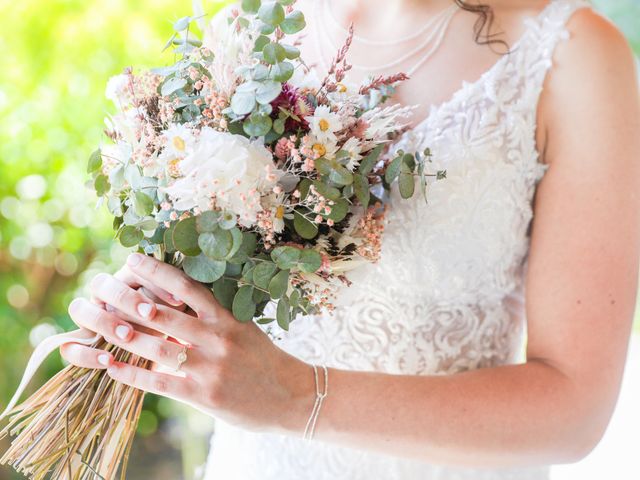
[204,1,592,478]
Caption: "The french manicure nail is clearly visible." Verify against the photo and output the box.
[115,325,131,340]
[98,354,111,366]
[127,253,143,267]
[137,303,153,318]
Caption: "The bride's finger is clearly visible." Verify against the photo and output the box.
[126,253,218,316]
[107,361,197,403]
[89,273,158,322]
[106,303,201,343]
[60,343,113,369]
[114,265,185,308]
[68,298,200,369]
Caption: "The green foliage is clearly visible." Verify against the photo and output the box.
[0,1,637,479]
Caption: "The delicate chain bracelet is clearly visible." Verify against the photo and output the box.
[302,364,328,441]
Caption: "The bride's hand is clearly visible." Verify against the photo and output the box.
[60,253,314,434]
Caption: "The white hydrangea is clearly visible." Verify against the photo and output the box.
[161,128,281,226]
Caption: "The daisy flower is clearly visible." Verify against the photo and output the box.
[341,137,363,171]
[306,105,342,143]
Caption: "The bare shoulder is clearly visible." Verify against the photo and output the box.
[538,6,639,165]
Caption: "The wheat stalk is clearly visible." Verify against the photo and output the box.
[0,338,148,480]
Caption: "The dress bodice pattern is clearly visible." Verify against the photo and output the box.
[204,2,592,478]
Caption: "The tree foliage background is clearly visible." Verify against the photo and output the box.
[0,0,638,479]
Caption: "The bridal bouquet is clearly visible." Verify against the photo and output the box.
[1,1,443,478]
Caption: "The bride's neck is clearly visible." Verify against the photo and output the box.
[334,0,454,34]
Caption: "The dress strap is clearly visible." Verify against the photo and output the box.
[507,0,593,106]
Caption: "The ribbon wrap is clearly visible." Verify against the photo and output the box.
[0,331,101,421]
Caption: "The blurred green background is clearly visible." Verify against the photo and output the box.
[0,1,638,479]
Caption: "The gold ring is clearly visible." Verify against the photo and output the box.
[176,345,188,371]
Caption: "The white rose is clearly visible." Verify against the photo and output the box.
[162,128,280,226]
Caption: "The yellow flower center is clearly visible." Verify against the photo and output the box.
[275,205,285,220]
[312,143,327,157]
[336,83,347,93]
[318,118,330,132]
[172,136,186,152]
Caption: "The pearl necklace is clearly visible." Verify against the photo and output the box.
[321,0,458,47]
[314,0,459,76]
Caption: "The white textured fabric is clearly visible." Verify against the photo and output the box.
[204,1,591,478]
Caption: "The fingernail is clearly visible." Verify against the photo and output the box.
[68,298,82,314]
[171,294,182,305]
[115,325,131,340]
[127,253,143,267]
[105,304,115,313]
[98,354,111,366]
[137,303,153,318]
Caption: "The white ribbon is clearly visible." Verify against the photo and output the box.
[0,331,101,421]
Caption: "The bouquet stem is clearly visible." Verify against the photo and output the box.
[0,339,149,480]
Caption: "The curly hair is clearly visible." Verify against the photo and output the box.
[454,0,509,51]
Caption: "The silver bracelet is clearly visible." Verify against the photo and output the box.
[303,364,328,441]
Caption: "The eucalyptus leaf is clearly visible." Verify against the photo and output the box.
[280,10,306,34]
[243,112,272,137]
[226,227,243,260]
[282,44,300,60]
[358,144,384,175]
[232,286,256,322]
[119,226,143,248]
[293,211,318,239]
[173,16,191,32]
[94,174,110,196]
[254,35,270,53]
[276,295,291,330]
[289,288,301,307]
[199,229,233,260]
[327,198,349,222]
[255,80,282,105]
[163,223,176,253]
[196,210,220,233]
[270,246,300,270]
[258,1,285,26]
[253,262,278,290]
[263,42,286,65]
[353,173,370,207]
[133,191,154,217]
[172,216,201,256]
[87,149,102,174]
[328,164,353,186]
[270,61,294,82]
[231,91,256,116]
[298,249,322,273]
[398,172,415,199]
[314,157,332,175]
[213,278,238,310]
[161,77,187,96]
[183,254,226,283]
[242,0,261,13]
[268,269,289,299]
[385,155,403,184]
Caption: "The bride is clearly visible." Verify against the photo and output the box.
[59,0,640,478]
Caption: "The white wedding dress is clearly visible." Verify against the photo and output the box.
[204,1,591,478]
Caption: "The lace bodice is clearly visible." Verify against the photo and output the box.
[204,1,591,479]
